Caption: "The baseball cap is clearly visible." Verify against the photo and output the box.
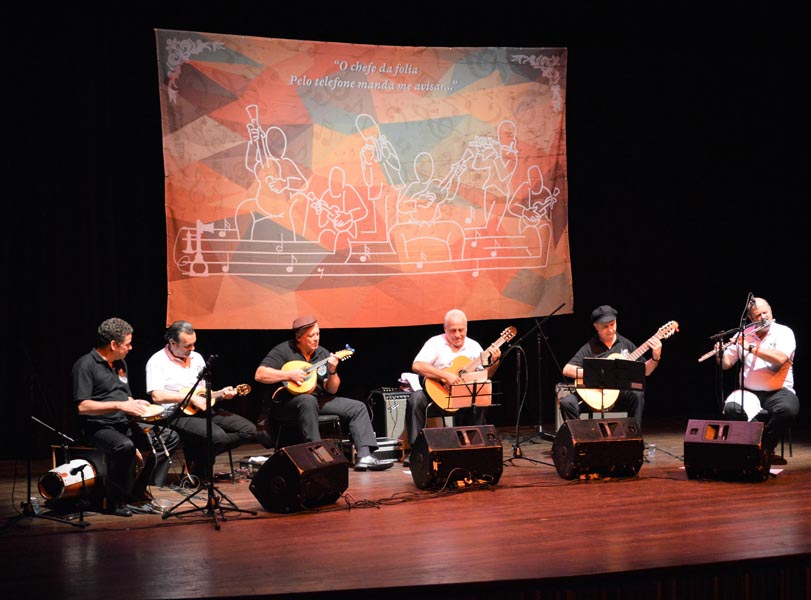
[591,305,618,324]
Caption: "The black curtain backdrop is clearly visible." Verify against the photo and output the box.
[6,6,805,458]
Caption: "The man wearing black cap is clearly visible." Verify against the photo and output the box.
[558,305,662,427]
[255,315,391,471]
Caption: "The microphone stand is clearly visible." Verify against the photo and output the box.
[503,303,565,465]
[734,293,754,415]
[7,411,89,529]
[162,355,255,530]
[706,292,756,415]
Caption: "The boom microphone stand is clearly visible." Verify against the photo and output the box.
[162,355,255,530]
[7,410,89,529]
[504,304,565,460]
[500,304,561,465]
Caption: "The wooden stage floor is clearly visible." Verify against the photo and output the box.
[1,417,809,600]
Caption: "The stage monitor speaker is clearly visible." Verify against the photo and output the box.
[249,440,349,513]
[409,425,503,490]
[683,419,770,482]
[551,418,644,480]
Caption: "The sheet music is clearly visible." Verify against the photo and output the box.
[448,372,492,408]
[401,372,422,391]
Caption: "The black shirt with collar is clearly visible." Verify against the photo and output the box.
[72,349,132,428]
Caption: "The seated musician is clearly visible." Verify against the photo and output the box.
[559,305,662,429]
[404,308,502,466]
[254,315,391,471]
[146,320,256,483]
[73,317,179,517]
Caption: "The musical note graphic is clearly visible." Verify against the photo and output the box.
[473,260,480,278]
[465,207,476,224]
[286,255,297,273]
[489,240,501,257]
[276,234,285,253]
[417,251,426,269]
[188,219,215,276]
[360,244,371,263]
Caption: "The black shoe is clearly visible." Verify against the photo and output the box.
[771,454,788,466]
[126,502,160,515]
[111,505,133,517]
[403,453,411,467]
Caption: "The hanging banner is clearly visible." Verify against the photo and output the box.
[156,29,571,329]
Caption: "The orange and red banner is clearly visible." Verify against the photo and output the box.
[156,30,571,329]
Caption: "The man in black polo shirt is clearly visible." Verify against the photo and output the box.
[255,315,391,471]
[73,317,179,516]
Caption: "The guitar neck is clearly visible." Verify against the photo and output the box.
[305,357,329,374]
[627,342,650,362]
[461,336,510,374]
[462,355,483,374]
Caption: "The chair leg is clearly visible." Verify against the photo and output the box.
[779,428,793,459]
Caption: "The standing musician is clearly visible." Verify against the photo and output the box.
[558,305,662,429]
[404,309,502,465]
[254,315,391,471]
[73,317,179,517]
[146,320,256,483]
[719,297,798,463]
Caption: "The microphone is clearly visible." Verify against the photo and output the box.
[748,293,756,307]
[199,354,219,377]
[70,463,87,476]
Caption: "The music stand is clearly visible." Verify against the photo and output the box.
[446,372,493,410]
[581,358,645,417]
[161,358,255,529]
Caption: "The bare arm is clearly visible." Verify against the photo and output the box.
[77,397,151,417]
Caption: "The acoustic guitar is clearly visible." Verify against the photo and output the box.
[575,321,679,411]
[275,347,355,397]
[180,383,251,416]
[424,326,516,412]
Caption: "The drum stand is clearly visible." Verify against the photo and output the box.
[8,415,89,529]
[162,357,255,530]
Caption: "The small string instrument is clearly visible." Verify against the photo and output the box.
[180,384,251,416]
[276,347,355,397]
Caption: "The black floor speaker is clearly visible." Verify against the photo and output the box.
[249,440,350,513]
[409,425,503,490]
[683,419,771,482]
[552,418,644,480]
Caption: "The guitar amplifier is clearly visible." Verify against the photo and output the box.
[369,387,410,440]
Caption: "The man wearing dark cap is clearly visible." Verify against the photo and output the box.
[558,305,662,427]
[255,316,391,471]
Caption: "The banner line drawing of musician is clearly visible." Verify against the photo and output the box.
[176,115,559,278]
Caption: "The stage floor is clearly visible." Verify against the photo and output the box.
[1,417,809,600]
